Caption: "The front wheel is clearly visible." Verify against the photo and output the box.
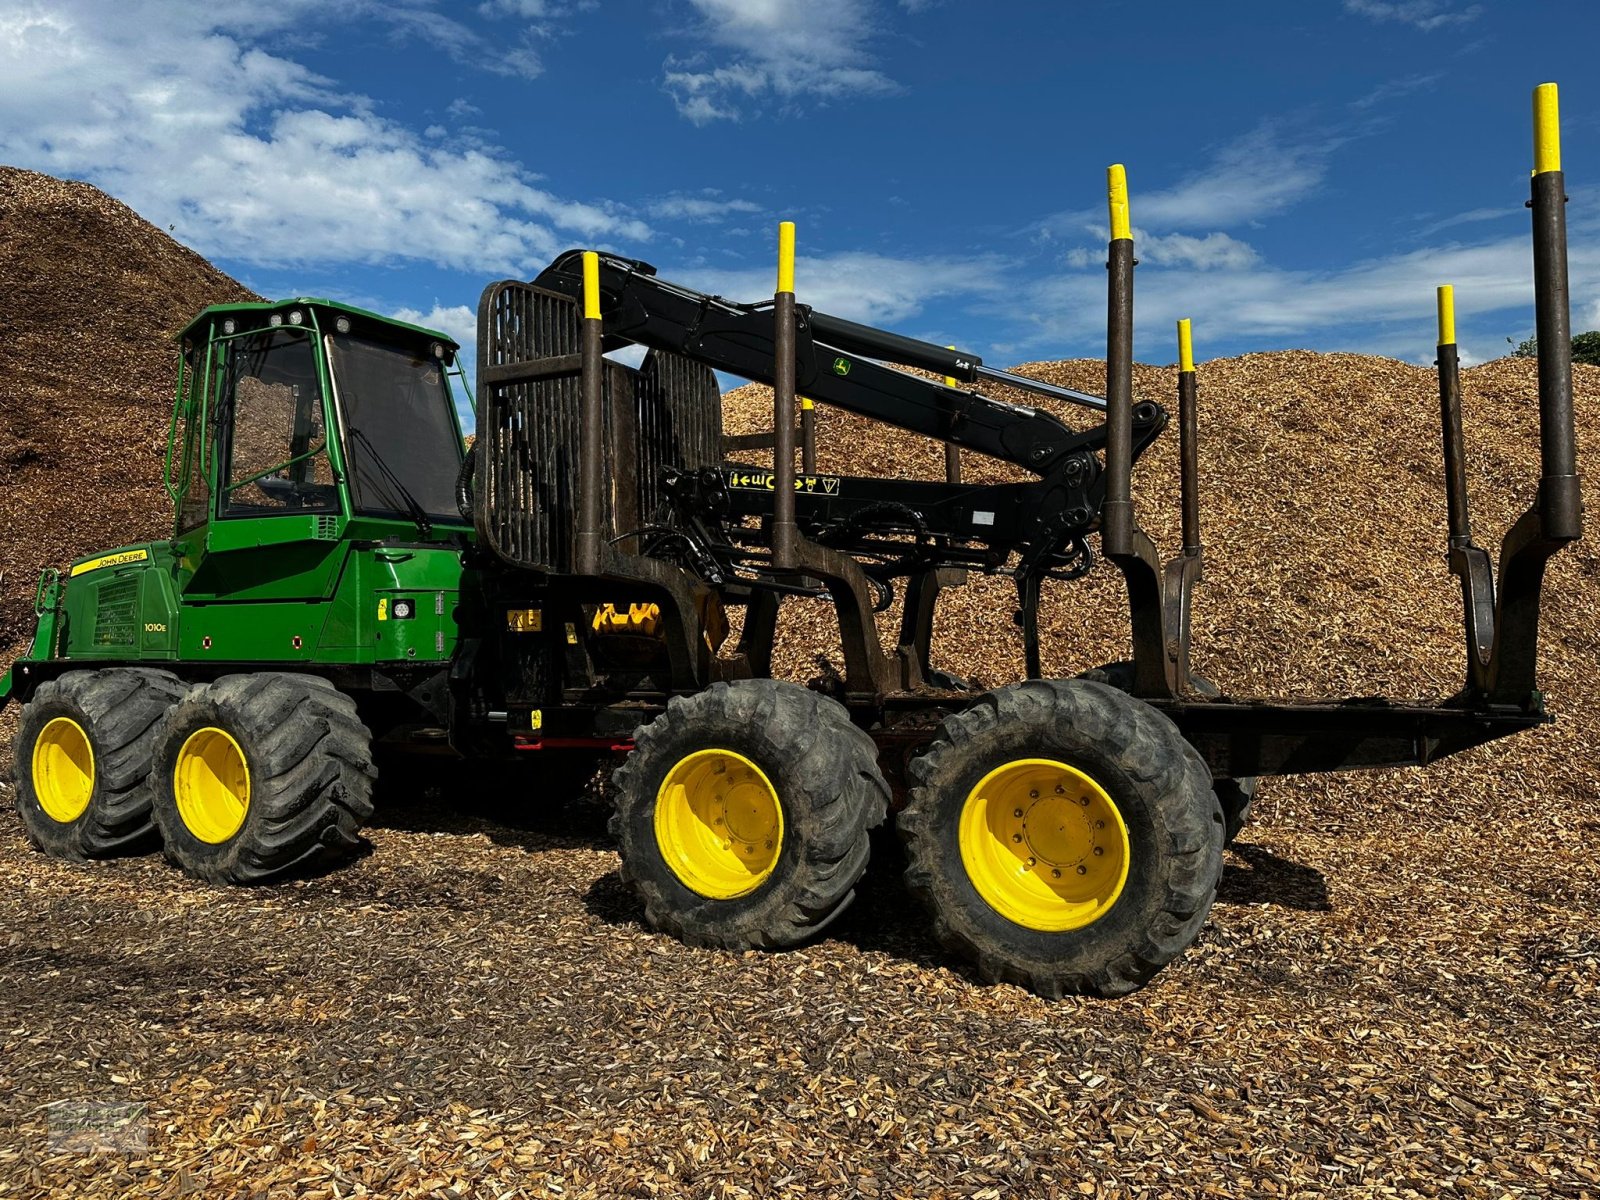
[12,669,185,859]
[900,679,1223,998]
[610,680,890,949]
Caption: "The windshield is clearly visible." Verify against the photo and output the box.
[328,333,464,524]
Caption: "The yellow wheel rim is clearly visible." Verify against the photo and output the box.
[173,727,251,844]
[958,758,1130,932]
[32,717,95,824]
[654,748,783,899]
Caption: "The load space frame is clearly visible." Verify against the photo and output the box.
[470,87,1580,784]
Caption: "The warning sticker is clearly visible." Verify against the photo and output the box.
[725,470,842,495]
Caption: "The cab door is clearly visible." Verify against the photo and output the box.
[177,324,350,661]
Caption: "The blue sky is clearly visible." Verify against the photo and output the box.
[2,0,1596,424]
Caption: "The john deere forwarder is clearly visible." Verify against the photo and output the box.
[2,88,1582,996]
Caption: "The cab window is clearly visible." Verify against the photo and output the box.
[219,328,337,517]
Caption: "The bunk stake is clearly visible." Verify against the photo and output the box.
[1434,285,1496,683]
[1155,318,1204,694]
[1176,319,1201,560]
[1482,82,1584,708]
[1102,165,1135,558]
[772,222,799,570]
[575,250,606,575]
[1099,164,1173,697]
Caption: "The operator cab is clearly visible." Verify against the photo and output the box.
[170,300,469,540]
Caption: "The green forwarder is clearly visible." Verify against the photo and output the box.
[4,298,476,879]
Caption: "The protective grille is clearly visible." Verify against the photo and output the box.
[477,281,721,573]
[634,349,723,522]
[92,577,138,647]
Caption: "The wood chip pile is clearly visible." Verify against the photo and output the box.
[0,167,258,650]
[2,172,1597,1197]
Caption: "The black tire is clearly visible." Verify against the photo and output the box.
[1077,660,1258,846]
[150,673,376,884]
[900,679,1223,998]
[610,679,890,949]
[12,669,185,859]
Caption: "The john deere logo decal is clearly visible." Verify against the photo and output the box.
[832,356,851,376]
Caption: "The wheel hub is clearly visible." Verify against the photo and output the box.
[958,758,1129,932]
[173,726,251,844]
[32,716,95,824]
[654,749,783,899]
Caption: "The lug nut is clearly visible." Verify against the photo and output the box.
[1095,819,1105,829]
[1029,790,1039,799]
[1093,847,1104,856]
[1055,785,1065,794]
[1012,833,1023,844]
[1051,868,1062,879]
[1076,865,1088,875]
[1078,796,1090,806]
[1013,807,1024,818]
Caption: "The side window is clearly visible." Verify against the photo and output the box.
[220,329,337,517]
[173,345,211,533]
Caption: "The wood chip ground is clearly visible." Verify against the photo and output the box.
[1,167,1596,1198]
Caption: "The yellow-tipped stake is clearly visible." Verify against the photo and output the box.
[1534,82,1561,175]
[581,250,601,321]
[944,345,958,390]
[777,221,796,294]
[1436,284,1457,347]
[1177,318,1194,373]
[1107,164,1132,242]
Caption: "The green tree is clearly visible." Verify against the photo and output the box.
[1504,332,1600,364]
[1572,330,1600,366]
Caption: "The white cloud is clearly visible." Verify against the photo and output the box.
[1413,206,1517,239]
[478,0,554,16]
[644,191,763,222]
[1066,231,1260,272]
[1343,1,1482,31]
[662,0,898,124]
[378,1,546,79]
[1040,123,1338,240]
[1349,72,1442,110]
[0,0,650,274]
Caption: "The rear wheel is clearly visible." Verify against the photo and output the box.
[12,669,185,859]
[611,680,889,949]
[150,673,376,884]
[900,679,1223,997]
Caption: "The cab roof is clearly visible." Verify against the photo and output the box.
[177,298,461,350]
